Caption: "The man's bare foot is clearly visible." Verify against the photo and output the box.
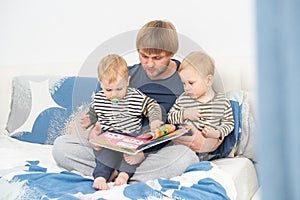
[108,169,118,182]
[79,115,90,130]
[124,152,145,165]
[114,172,129,186]
[93,177,109,190]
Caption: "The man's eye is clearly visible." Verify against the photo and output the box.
[154,57,161,60]
[105,89,112,92]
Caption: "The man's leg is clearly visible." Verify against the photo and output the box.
[130,144,199,183]
[52,134,95,176]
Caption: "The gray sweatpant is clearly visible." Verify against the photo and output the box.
[52,134,199,183]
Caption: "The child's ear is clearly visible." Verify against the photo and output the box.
[206,74,214,86]
[127,76,131,86]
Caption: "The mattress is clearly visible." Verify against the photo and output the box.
[213,157,259,200]
[0,133,259,199]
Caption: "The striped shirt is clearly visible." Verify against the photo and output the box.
[92,87,162,135]
[168,92,234,139]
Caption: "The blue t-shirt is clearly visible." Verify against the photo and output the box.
[128,59,183,118]
[95,59,183,125]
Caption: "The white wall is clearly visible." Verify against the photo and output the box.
[0,0,256,131]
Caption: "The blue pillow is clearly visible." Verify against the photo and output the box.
[5,76,98,144]
[208,100,242,160]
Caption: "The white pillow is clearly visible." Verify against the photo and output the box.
[226,90,257,162]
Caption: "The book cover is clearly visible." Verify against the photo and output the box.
[89,124,189,154]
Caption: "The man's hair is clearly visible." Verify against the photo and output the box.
[98,54,128,83]
[136,20,178,56]
[179,51,215,76]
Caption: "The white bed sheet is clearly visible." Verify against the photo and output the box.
[213,157,259,200]
[0,133,259,200]
[0,133,61,173]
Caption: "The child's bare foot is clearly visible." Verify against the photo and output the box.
[124,152,145,165]
[93,177,109,190]
[114,172,129,186]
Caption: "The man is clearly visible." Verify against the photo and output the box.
[52,20,219,183]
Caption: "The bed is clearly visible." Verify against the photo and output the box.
[0,60,260,199]
[0,133,258,200]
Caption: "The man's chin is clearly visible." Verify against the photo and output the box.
[146,71,157,79]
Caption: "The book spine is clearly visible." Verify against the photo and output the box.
[154,124,176,139]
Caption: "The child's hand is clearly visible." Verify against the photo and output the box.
[88,122,102,151]
[150,120,164,131]
[80,115,91,130]
[183,108,201,121]
[201,125,220,139]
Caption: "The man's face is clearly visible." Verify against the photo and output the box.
[138,49,173,80]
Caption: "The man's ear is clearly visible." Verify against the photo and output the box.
[206,74,214,86]
[168,53,175,60]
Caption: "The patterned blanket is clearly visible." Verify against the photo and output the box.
[1,160,236,200]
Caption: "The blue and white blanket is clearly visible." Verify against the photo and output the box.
[0,134,236,200]
[1,161,236,200]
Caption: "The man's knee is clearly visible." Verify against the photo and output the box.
[52,136,67,165]
[167,144,199,165]
[131,144,199,182]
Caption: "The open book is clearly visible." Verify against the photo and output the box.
[89,124,189,155]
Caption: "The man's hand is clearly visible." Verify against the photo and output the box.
[80,115,91,130]
[88,122,102,151]
[201,125,221,139]
[172,124,220,153]
[172,125,203,152]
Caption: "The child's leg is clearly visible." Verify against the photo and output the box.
[125,142,168,165]
[114,172,130,186]
[115,156,139,185]
[93,150,116,190]
[123,151,145,165]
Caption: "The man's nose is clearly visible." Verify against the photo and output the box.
[145,58,155,66]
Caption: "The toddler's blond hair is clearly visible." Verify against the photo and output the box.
[179,51,215,77]
[98,54,128,83]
